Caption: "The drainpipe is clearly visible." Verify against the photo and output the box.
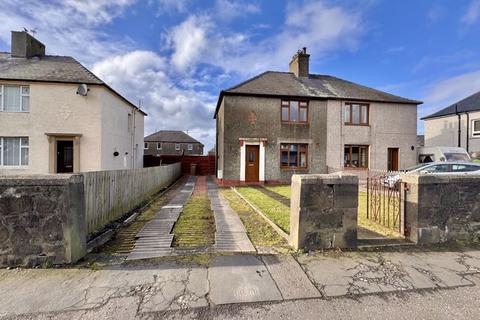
[466,112,470,152]
[456,104,461,148]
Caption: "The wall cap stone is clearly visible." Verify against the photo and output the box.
[292,173,358,185]
[0,174,82,186]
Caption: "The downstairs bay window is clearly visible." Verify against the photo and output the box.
[0,137,29,167]
[281,143,308,169]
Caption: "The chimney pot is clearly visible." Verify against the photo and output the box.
[289,47,310,77]
[11,31,45,58]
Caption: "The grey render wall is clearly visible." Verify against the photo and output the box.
[221,95,328,182]
[424,110,480,154]
[326,100,418,172]
[290,173,358,250]
[0,175,86,267]
[403,174,480,244]
[144,142,204,156]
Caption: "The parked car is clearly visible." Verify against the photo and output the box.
[417,146,471,163]
[383,161,480,188]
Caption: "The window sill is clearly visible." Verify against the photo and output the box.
[281,121,309,125]
[0,166,29,169]
[281,167,309,171]
[344,123,370,127]
[0,111,30,113]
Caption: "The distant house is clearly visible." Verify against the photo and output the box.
[214,48,422,183]
[0,31,145,175]
[144,130,204,156]
[208,146,216,156]
[422,91,480,154]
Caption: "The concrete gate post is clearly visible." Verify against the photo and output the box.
[289,173,358,250]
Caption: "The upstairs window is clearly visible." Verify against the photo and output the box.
[157,142,162,150]
[0,137,29,166]
[344,103,368,125]
[280,143,308,169]
[0,85,30,112]
[144,142,148,149]
[188,144,193,151]
[175,143,180,151]
[281,100,308,123]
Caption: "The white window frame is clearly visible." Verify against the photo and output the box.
[188,143,193,151]
[0,137,29,168]
[157,142,162,150]
[175,143,181,151]
[144,142,148,149]
[0,85,30,112]
[472,119,480,137]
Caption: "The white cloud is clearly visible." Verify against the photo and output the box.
[168,15,211,70]
[462,0,480,24]
[92,50,217,152]
[167,1,363,75]
[0,0,135,64]
[215,0,260,20]
[420,69,480,117]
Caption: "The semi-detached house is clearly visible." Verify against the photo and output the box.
[214,48,422,184]
[0,31,145,174]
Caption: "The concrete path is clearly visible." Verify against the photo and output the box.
[0,249,479,319]
[127,177,196,260]
[207,181,255,253]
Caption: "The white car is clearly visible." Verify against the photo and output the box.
[384,162,480,188]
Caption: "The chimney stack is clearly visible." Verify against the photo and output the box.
[11,31,45,58]
[289,47,310,77]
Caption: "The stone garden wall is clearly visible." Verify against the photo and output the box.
[290,173,358,250]
[0,175,85,267]
[403,174,480,244]
[0,164,182,267]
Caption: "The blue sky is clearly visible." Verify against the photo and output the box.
[1,0,480,153]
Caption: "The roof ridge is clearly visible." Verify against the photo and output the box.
[320,74,421,103]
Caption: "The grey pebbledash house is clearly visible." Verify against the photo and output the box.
[144,130,204,156]
[214,48,422,184]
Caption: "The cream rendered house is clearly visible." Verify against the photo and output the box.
[0,31,145,175]
[422,91,480,155]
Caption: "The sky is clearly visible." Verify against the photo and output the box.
[1,0,480,153]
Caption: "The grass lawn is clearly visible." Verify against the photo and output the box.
[235,187,290,233]
[358,191,403,238]
[221,189,288,247]
[265,185,402,238]
[172,195,215,248]
[265,185,291,199]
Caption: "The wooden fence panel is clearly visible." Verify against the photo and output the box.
[83,163,181,235]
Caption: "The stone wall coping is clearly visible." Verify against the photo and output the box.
[292,173,358,185]
[0,174,82,186]
[401,173,480,185]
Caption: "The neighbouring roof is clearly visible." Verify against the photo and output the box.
[214,71,422,118]
[144,130,203,145]
[421,90,480,120]
[0,52,147,115]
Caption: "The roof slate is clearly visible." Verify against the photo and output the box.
[0,52,147,115]
[223,71,421,103]
[144,130,203,144]
[422,91,480,120]
[0,53,103,84]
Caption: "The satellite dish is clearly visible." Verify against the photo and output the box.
[76,84,89,96]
